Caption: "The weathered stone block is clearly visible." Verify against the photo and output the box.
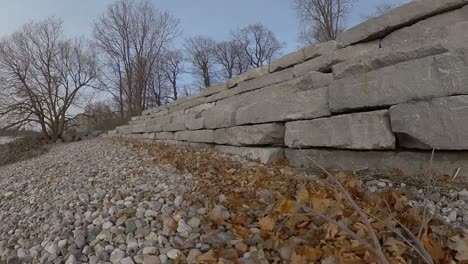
[381,5,468,49]
[162,122,185,132]
[214,124,285,146]
[149,109,169,118]
[333,43,449,79]
[185,102,215,116]
[340,0,468,47]
[174,130,215,143]
[149,132,174,140]
[329,52,468,113]
[116,125,132,135]
[185,118,205,130]
[269,50,305,73]
[294,41,380,76]
[236,69,294,94]
[214,145,285,164]
[301,40,338,60]
[286,148,468,177]
[204,106,237,129]
[144,124,163,133]
[199,83,228,97]
[285,110,395,150]
[131,125,146,134]
[226,65,269,88]
[236,88,330,125]
[390,95,468,150]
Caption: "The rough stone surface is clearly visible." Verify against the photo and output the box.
[185,118,205,130]
[162,122,186,132]
[390,95,468,150]
[333,43,449,79]
[285,110,395,150]
[285,148,468,177]
[174,130,215,143]
[236,69,294,94]
[339,0,468,46]
[329,52,468,113]
[301,40,339,60]
[269,50,305,73]
[226,65,269,88]
[236,88,330,125]
[148,132,174,140]
[214,124,285,146]
[293,40,380,76]
[198,83,228,98]
[214,145,285,164]
[381,5,468,49]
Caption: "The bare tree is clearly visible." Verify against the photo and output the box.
[214,40,250,80]
[94,0,180,117]
[185,36,218,89]
[162,49,184,100]
[233,23,283,68]
[0,17,97,142]
[293,0,356,45]
[361,2,399,20]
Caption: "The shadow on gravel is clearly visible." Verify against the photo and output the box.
[0,135,50,167]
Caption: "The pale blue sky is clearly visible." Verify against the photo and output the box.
[0,0,407,53]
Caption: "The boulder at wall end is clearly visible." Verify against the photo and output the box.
[214,124,285,147]
[285,110,395,150]
[390,95,468,150]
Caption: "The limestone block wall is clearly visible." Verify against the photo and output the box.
[110,0,468,177]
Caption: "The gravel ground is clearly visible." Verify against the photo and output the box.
[0,140,207,264]
[1,139,467,263]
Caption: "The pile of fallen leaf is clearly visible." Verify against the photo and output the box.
[118,139,468,263]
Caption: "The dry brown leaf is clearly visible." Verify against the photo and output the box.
[311,197,332,213]
[259,216,275,231]
[325,223,339,240]
[277,198,297,214]
[448,235,468,262]
[422,233,448,264]
[196,249,217,264]
[296,185,309,204]
[290,245,323,263]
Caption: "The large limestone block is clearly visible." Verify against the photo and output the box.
[204,105,237,129]
[390,95,468,150]
[333,43,449,79]
[302,41,339,60]
[199,83,228,97]
[145,115,172,127]
[204,88,239,104]
[149,132,174,140]
[185,102,215,116]
[236,69,294,94]
[293,40,380,76]
[285,110,395,150]
[381,5,468,49]
[285,148,468,177]
[174,130,215,143]
[131,125,146,134]
[116,125,133,135]
[169,97,206,113]
[149,109,169,118]
[144,124,163,133]
[214,145,285,164]
[340,0,468,47]
[214,124,285,146]
[269,50,305,73]
[236,88,330,125]
[162,122,185,132]
[185,118,205,130]
[226,65,269,88]
[329,52,468,113]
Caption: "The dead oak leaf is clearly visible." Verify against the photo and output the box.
[448,235,468,262]
[259,216,275,231]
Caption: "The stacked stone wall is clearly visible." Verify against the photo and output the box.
[109,0,468,178]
